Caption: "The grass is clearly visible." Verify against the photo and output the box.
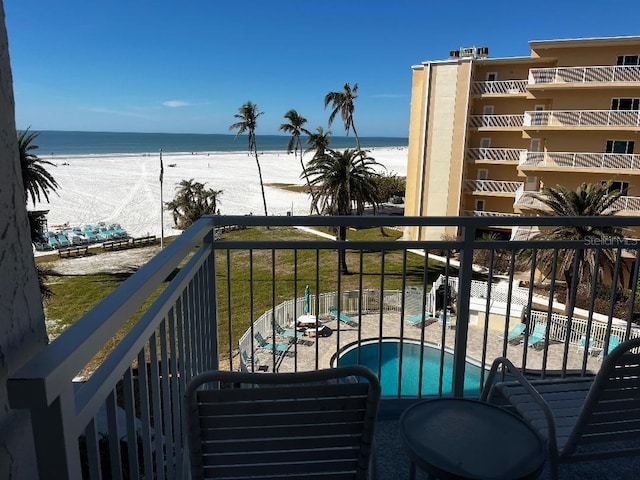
[40,226,454,371]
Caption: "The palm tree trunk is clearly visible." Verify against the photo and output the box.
[299,151,321,215]
[253,147,268,216]
[351,123,361,152]
[338,225,349,274]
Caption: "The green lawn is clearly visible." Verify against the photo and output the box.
[41,226,453,366]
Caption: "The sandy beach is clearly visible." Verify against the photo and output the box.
[32,147,408,240]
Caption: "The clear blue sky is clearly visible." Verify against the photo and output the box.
[5,0,640,137]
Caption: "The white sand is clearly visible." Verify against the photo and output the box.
[32,147,408,239]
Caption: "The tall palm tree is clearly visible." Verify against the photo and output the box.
[19,127,59,205]
[305,148,381,273]
[529,182,626,311]
[229,101,268,216]
[324,82,361,150]
[305,126,332,159]
[279,109,317,212]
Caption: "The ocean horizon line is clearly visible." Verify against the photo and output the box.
[29,130,408,156]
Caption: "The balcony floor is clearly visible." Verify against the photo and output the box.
[375,417,640,479]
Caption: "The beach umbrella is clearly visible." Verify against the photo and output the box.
[304,285,310,314]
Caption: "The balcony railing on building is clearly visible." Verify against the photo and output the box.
[7,215,640,479]
[529,65,640,85]
[612,196,640,213]
[471,80,528,95]
[520,151,640,171]
[467,147,526,163]
[468,114,524,129]
[514,185,546,209]
[463,210,519,217]
[523,110,640,128]
[464,179,522,195]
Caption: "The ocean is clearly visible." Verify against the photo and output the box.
[32,130,408,156]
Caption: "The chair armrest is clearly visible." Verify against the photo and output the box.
[480,357,558,456]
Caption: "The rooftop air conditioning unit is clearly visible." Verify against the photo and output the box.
[460,47,476,57]
[449,50,460,58]
[477,46,489,57]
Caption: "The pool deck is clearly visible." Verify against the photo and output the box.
[249,311,603,376]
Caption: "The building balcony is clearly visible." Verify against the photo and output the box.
[468,114,524,130]
[523,110,640,130]
[514,186,546,210]
[528,65,640,87]
[7,215,640,478]
[515,186,640,214]
[464,179,522,195]
[467,147,526,163]
[471,80,528,96]
[519,151,640,172]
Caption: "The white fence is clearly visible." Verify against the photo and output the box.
[529,65,640,85]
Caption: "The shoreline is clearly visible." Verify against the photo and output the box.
[31,147,408,243]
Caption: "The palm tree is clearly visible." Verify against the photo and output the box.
[528,182,626,311]
[305,148,381,273]
[19,127,59,205]
[279,109,317,212]
[166,179,222,229]
[305,126,332,159]
[229,101,268,216]
[324,82,360,150]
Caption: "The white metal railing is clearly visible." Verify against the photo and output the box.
[524,110,640,128]
[467,147,526,162]
[468,114,524,128]
[611,196,640,213]
[464,179,522,194]
[510,225,541,241]
[464,210,519,217]
[514,186,546,209]
[520,151,640,170]
[471,80,528,95]
[529,65,640,85]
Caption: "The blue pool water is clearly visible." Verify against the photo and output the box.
[337,339,484,397]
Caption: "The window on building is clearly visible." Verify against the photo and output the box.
[617,55,640,65]
[475,199,485,211]
[483,105,495,115]
[486,72,498,81]
[480,138,492,148]
[477,169,488,180]
[530,138,542,152]
[605,140,635,154]
[611,98,640,110]
[604,180,629,195]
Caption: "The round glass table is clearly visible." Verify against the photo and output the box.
[399,398,546,479]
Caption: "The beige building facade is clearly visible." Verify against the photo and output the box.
[405,36,640,241]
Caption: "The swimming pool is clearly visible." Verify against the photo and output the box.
[334,338,485,397]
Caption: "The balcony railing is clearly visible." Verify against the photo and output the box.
[7,215,640,478]
[468,114,524,129]
[514,185,547,209]
[520,151,640,171]
[523,110,640,128]
[464,179,522,194]
[467,147,526,163]
[529,65,640,85]
[612,196,640,213]
[471,80,528,95]
[464,210,520,217]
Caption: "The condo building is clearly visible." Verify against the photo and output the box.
[404,36,640,241]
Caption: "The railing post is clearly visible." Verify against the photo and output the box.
[452,224,476,397]
[204,222,219,371]
[30,384,82,479]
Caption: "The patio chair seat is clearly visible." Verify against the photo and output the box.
[481,336,640,480]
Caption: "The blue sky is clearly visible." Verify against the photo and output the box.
[4,0,640,137]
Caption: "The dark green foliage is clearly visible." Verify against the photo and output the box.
[165,179,222,230]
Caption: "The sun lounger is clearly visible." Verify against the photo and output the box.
[498,323,527,342]
[328,306,358,327]
[598,334,620,359]
[254,332,290,354]
[526,323,546,348]
[406,311,431,326]
[576,335,595,354]
[273,322,304,340]
[240,350,268,372]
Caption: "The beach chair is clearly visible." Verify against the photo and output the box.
[481,336,640,480]
[273,322,304,340]
[406,311,431,326]
[329,306,358,327]
[576,335,595,354]
[254,332,290,355]
[498,323,527,342]
[184,366,381,480]
[598,334,620,360]
[240,350,268,372]
[526,323,546,348]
